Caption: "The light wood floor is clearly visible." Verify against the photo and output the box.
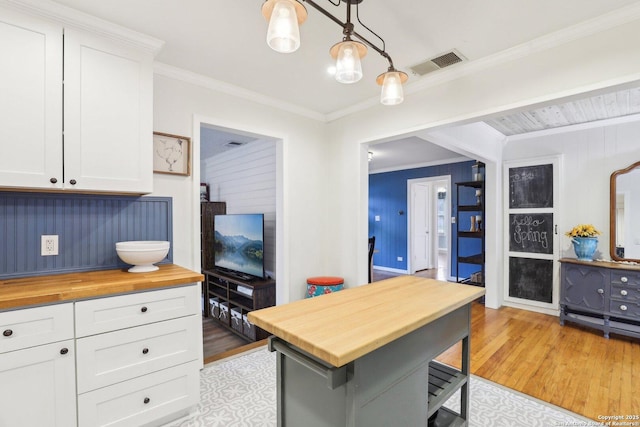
[436,302,640,421]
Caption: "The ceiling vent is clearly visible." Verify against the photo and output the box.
[224,141,246,148]
[409,50,465,77]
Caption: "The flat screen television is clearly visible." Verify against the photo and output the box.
[213,213,265,280]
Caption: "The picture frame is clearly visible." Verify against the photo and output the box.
[153,132,191,176]
[200,183,210,202]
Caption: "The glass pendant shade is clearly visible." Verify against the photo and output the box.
[265,0,302,53]
[331,40,367,84]
[377,70,408,105]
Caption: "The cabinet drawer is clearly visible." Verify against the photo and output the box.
[609,299,640,320]
[611,271,640,287]
[75,284,199,337]
[76,315,200,393]
[610,284,640,302]
[78,360,200,427]
[0,303,74,353]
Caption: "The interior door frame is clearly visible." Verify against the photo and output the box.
[407,175,451,275]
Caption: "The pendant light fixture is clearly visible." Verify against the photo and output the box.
[262,0,308,53]
[377,67,409,106]
[261,0,408,105]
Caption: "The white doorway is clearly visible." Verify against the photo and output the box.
[408,176,451,275]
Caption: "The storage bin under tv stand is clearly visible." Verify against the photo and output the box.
[204,269,275,342]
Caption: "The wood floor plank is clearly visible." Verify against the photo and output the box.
[435,301,640,421]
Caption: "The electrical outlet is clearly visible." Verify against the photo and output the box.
[41,235,59,256]
[397,256,403,262]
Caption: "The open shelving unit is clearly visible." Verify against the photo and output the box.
[204,269,275,342]
[455,179,485,289]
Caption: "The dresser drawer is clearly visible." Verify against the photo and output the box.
[610,283,640,302]
[78,360,200,427]
[609,299,640,320]
[0,303,74,354]
[76,315,200,393]
[75,284,199,337]
[611,270,640,287]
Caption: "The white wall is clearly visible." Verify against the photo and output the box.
[151,74,329,304]
[202,139,277,277]
[151,13,640,310]
[324,16,640,309]
[504,117,640,260]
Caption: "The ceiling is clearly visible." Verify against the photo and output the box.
[47,0,640,169]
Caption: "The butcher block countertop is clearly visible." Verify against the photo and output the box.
[248,275,485,367]
[0,264,204,311]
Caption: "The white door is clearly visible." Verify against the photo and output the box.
[412,183,432,271]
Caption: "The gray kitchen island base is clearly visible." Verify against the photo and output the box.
[268,304,471,427]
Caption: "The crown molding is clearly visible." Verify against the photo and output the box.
[1,0,164,54]
[368,156,471,175]
[154,62,327,123]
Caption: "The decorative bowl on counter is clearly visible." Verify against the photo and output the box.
[115,241,170,273]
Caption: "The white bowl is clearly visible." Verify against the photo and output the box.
[116,241,170,273]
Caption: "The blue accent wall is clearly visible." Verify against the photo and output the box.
[369,160,475,277]
[0,193,173,279]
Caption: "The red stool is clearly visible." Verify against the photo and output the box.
[306,276,344,298]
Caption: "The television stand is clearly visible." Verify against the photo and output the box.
[203,269,275,341]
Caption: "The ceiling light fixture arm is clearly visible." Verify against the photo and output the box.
[301,0,396,69]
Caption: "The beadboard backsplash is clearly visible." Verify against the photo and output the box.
[0,193,173,279]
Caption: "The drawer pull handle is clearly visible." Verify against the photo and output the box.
[3,329,13,337]
[50,177,57,184]
[69,179,77,185]
[620,305,628,311]
[142,348,149,355]
[621,290,628,296]
[621,277,628,283]
[141,306,148,313]
[144,397,150,404]
[597,288,604,294]
[60,348,69,355]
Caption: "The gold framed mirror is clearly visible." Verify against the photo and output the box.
[610,160,640,262]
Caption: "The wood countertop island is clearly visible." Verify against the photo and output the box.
[249,275,484,367]
[249,275,484,427]
[0,264,204,310]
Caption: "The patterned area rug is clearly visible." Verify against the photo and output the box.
[167,347,591,427]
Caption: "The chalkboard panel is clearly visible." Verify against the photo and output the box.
[509,213,553,254]
[509,164,553,208]
[508,257,553,303]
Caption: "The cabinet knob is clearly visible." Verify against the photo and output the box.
[620,305,628,311]
[69,179,77,185]
[3,329,13,337]
[141,306,148,313]
[50,177,58,184]
[621,276,628,283]
[142,348,149,355]
[597,288,604,294]
[621,290,628,296]
[60,348,69,355]
[144,397,150,404]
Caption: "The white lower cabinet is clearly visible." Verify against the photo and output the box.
[78,360,200,427]
[0,303,77,427]
[0,284,201,427]
[75,284,201,426]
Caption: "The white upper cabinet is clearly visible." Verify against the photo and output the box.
[0,8,64,189]
[0,4,157,194]
[63,29,153,193]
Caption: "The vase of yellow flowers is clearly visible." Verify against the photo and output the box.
[565,224,601,261]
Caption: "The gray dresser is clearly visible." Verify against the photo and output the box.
[560,258,640,339]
